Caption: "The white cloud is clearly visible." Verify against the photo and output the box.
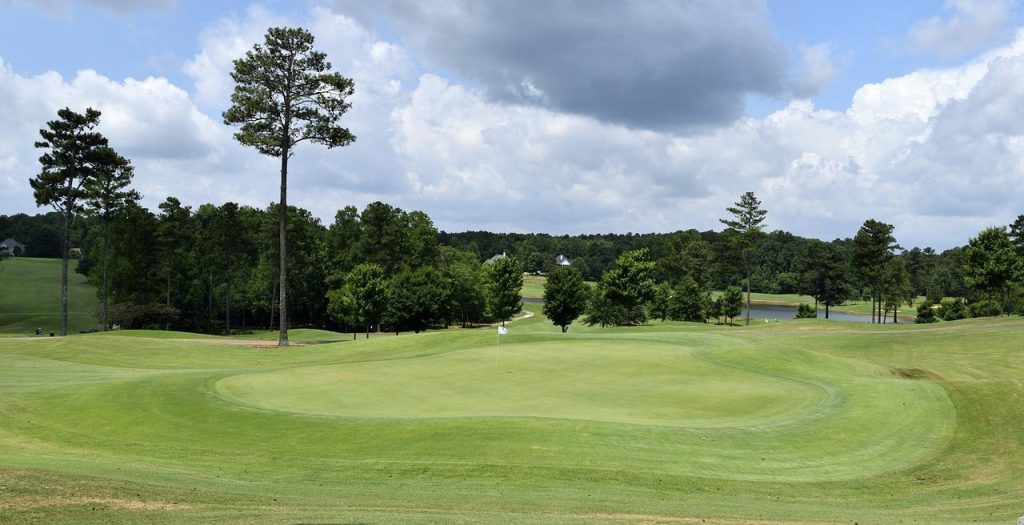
[909,0,1018,57]
[6,6,1024,250]
[792,43,838,99]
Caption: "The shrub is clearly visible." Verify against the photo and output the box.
[914,301,938,323]
[103,302,180,329]
[795,303,817,319]
[938,299,966,321]
[967,299,1002,318]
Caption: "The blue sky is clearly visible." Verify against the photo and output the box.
[1,0,1023,248]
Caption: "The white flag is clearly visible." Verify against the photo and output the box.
[498,326,509,335]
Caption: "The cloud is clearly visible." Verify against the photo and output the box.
[0,0,173,15]
[908,0,1018,57]
[335,0,789,132]
[792,43,838,99]
[6,5,1024,250]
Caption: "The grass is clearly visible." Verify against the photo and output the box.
[2,300,1024,523]
[718,291,925,319]
[522,273,547,298]
[0,257,99,335]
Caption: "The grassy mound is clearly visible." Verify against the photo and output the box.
[1,312,1022,523]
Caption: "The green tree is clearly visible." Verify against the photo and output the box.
[963,226,1018,312]
[598,249,656,325]
[438,246,486,328]
[802,241,849,319]
[387,266,452,333]
[224,26,356,346]
[669,276,711,323]
[30,107,110,336]
[335,263,387,338]
[359,201,408,273]
[882,257,913,323]
[85,150,139,330]
[583,282,627,327]
[852,219,899,323]
[484,256,523,326]
[721,286,743,324]
[648,282,673,322]
[1008,214,1024,256]
[542,265,590,332]
[326,205,361,278]
[156,197,193,326]
[720,191,767,326]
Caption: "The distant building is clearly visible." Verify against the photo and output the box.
[484,252,507,265]
[0,238,25,257]
[554,254,572,266]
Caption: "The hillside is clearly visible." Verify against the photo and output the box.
[0,257,99,335]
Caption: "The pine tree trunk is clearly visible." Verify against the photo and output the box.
[825,303,830,319]
[278,144,290,347]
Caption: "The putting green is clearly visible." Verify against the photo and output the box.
[216,340,826,426]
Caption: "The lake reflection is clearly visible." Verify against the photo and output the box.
[742,304,875,323]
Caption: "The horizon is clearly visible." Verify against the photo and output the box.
[2,1,1024,250]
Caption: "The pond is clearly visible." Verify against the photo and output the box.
[524,297,880,323]
[743,304,875,323]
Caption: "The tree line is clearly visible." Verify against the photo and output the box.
[8,188,1024,332]
[535,193,1024,330]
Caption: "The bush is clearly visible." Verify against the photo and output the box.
[914,301,938,323]
[938,299,966,321]
[795,303,817,319]
[967,300,1002,318]
[103,302,180,329]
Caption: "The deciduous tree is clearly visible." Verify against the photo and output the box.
[542,265,590,332]
[484,256,523,326]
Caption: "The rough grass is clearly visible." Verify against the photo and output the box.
[0,257,99,335]
[1,305,1023,523]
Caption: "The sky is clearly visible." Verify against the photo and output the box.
[2,0,1024,250]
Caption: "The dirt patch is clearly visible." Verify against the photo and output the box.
[0,495,197,511]
[892,367,940,380]
[171,338,303,349]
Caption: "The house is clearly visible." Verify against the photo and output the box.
[554,254,572,266]
[484,252,507,265]
[0,238,25,257]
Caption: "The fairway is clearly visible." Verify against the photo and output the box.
[0,257,98,335]
[2,311,1023,523]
